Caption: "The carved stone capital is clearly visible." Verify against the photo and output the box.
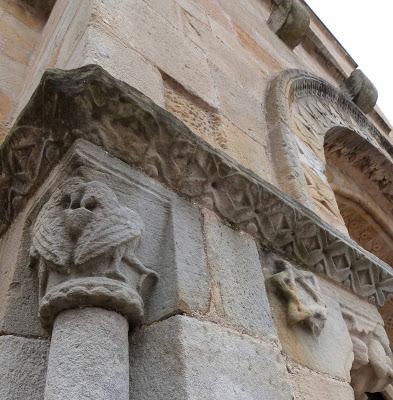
[341,69,378,114]
[270,260,327,336]
[268,0,310,49]
[30,177,157,329]
[343,310,393,399]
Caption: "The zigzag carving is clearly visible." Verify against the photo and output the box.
[1,65,393,306]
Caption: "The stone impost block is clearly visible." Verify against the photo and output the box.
[130,315,293,399]
[341,69,378,114]
[0,335,49,400]
[268,0,310,49]
[204,210,277,339]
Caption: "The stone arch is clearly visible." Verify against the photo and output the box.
[266,69,393,233]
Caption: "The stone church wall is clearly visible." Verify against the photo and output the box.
[1,1,393,400]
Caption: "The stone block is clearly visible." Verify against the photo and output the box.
[267,268,353,380]
[289,362,355,400]
[0,335,49,400]
[66,25,166,107]
[129,315,292,400]
[95,0,218,107]
[204,210,277,339]
[209,62,266,143]
[0,211,44,337]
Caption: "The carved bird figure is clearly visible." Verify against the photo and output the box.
[30,178,155,299]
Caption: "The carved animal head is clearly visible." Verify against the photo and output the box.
[271,260,328,336]
[31,178,144,268]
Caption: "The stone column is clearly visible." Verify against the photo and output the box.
[30,178,157,400]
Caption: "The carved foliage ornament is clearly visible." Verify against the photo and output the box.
[270,260,327,336]
[2,65,393,306]
[30,177,157,328]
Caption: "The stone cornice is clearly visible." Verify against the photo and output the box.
[2,65,393,306]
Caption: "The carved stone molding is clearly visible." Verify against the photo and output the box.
[343,310,393,399]
[30,177,157,328]
[2,65,393,306]
[269,260,327,336]
[266,69,393,207]
[268,0,310,49]
[341,69,378,114]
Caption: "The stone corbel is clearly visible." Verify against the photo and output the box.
[30,177,157,400]
[343,309,393,400]
[341,69,378,114]
[269,260,327,336]
[268,0,310,49]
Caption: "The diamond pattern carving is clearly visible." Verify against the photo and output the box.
[1,65,393,306]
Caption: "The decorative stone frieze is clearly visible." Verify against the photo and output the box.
[270,260,327,336]
[343,310,393,399]
[30,177,157,329]
[268,0,310,49]
[341,69,378,114]
[2,65,393,307]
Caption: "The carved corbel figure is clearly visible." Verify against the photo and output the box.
[30,177,157,400]
[30,177,157,328]
[270,260,327,336]
[343,311,393,400]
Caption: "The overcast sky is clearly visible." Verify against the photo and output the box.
[305,0,393,124]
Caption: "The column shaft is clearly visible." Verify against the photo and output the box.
[44,307,129,400]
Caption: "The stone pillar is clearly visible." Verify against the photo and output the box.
[30,177,157,400]
[44,308,129,400]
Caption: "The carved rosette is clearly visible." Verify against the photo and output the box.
[30,178,157,329]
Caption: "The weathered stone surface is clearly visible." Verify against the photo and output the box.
[0,335,49,400]
[268,0,310,49]
[28,140,209,324]
[341,69,378,114]
[67,25,166,108]
[267,260,353,380]
[269,260,327,336]
[31,177,157,329]
[0,210,44,337]
[288,362,355,400]
[343,309,393,399]
[44,307,129,400]
[130,315,292,399]
[3,65,393,308]
[96,0,218,107]
[204,210,277,338]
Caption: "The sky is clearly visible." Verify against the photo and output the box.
[305,0,393,124]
